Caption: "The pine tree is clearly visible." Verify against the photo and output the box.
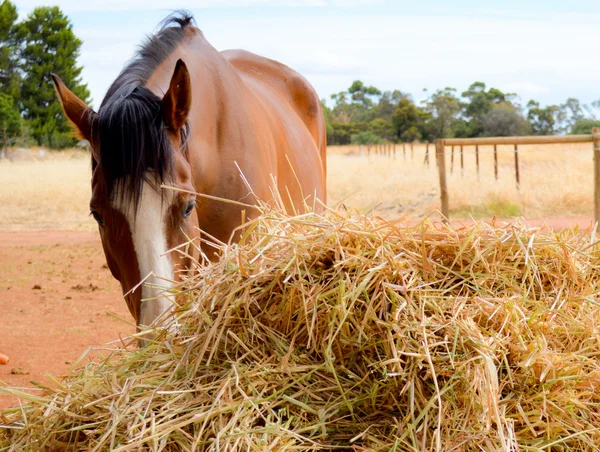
[0,0,19,99]
[15,6,90,148]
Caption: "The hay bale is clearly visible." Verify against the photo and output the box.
[2,212,600,450]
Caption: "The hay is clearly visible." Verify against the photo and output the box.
[2,211,600,450]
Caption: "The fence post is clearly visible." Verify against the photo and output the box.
[436,139,449,220]
[450,145,454,173]
[475,145,480,178]
[403,142,406,160]
[423,141,430,167]
[594,128,600,230]
[493,144,498,180]
[411,142,414,160]
[460,145,464,175]
[514,144,520,190]
[1,126,6,160]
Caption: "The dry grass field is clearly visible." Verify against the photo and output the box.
[0,149,95,231]
[0,142,594,231]
[328,142,593,220]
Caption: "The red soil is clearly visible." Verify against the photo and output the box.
[0,231,133,411]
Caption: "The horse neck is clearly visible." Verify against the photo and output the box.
[145,30,235,130]
[145,31,255,177]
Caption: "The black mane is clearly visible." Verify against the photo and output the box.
[97,11,194,209]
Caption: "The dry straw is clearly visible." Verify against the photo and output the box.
[2,209,600,450]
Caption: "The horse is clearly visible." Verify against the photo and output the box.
[51,12,327,336]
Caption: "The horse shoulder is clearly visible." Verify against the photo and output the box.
[221,49,327,209]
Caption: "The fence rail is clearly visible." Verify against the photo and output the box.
[442,134,593,146]
[436,128,600,228]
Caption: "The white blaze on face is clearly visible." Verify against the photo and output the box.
[112,179,174,328]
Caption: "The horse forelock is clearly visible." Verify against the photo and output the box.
[94,10,194,213]
[97,85,172,212]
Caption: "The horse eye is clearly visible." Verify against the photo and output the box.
[183,200,195,219]
[91,210,104,226]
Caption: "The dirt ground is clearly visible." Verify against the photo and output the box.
[0,231,133,411]
[0,216,596,412]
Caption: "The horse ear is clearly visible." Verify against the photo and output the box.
[162,59,191,131]
[51,73,97,145]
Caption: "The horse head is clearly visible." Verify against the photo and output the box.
[52,60,197,335]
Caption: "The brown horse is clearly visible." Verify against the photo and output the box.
[52,12,326,334]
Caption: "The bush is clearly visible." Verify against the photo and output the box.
[11,120,36,147]
[0,93,21,149]
[350,130,381,145]
[482,105,531,137]
[367,118,395,142]
[329,122,367,145]
[400,125,421,142]
[570,118,600,135]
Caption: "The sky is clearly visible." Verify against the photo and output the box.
[15,0,600,110]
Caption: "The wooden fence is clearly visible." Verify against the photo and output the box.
[435,128,600,226]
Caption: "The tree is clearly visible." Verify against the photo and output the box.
[391,97,423,141]
[330,81,382,125]
[591,99,600,119]
[330,90,366,124]
[321,99,334,143]
[482,104,530,137]
[15,6,90,148]
[421,87,462,139]
[372,90,407,123]
[350,130,381,146]
[348,80,381,108]
[527,100,561,135]
[0,0,18,99]
[559,98,584,133]
[0,92,20,151]
[570,118,600,135]
[461,82,516,137]
[368,118,394,142]
[329,122,367,145]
